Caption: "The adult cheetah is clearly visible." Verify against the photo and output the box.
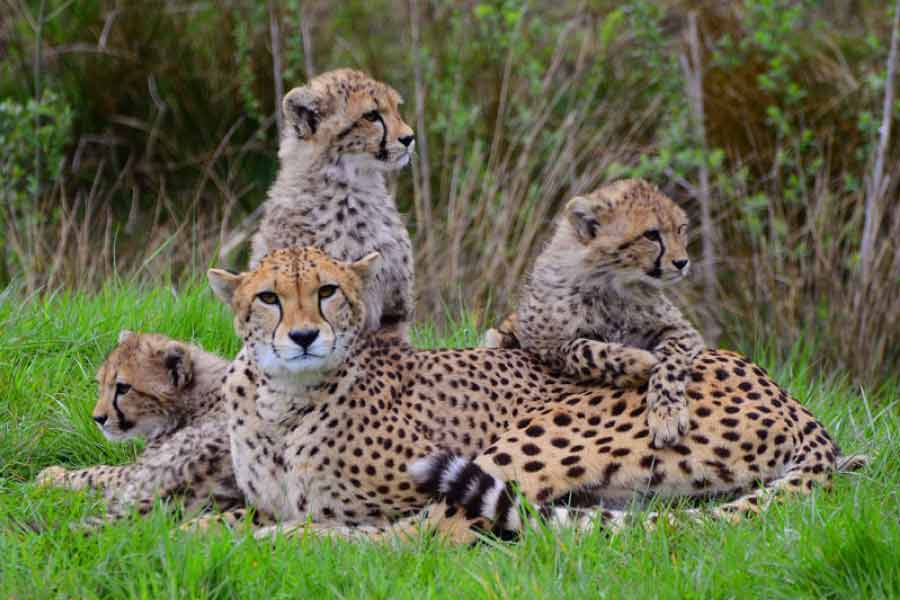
[195,247,862,543]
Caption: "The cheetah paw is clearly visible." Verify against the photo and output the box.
[36,466,67,486]
[179,514,232,533]
[646,399,690,448]
[481,328,506,349]
[616,349,659,387]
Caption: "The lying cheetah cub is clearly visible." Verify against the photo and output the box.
[485,179,705,448]
[37,331,243,521]
[251,68,416,330]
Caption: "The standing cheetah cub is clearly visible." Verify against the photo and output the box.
[37,331,244,522]
[250,68,416,330]
[485,179,705,447]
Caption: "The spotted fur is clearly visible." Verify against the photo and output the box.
[484,179,705,448]
[250,69,415,330]
[190,247,862,544]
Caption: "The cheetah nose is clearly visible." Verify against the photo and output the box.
[93,415,108,426]
[398,135,414,147]
[289,328,320,350]
[672,259,689,270]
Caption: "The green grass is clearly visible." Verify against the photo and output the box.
[1,281,898,599]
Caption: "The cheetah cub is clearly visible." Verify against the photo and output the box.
[37,331,243,521]
[486,179,705,447]
[250,68,416,330]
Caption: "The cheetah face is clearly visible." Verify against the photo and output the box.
[281,69,415,174]
[208,247,379,381]
[93,331,192,441]
[565,179,690,289]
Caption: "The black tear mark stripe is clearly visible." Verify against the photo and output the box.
[319,295,338,333]
[373,113,388,160]
[653,237,665,274]
[112,392,134,431]
[270,281,284,352]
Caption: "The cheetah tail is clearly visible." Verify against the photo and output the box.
[835,453,870,472]
[408,452,525,533]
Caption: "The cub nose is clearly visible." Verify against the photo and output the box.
[398,135,414,147]
[93,415,108,426]
[289,328,320,350]
[672,259,689,270]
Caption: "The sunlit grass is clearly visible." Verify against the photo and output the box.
[0,282,896,599]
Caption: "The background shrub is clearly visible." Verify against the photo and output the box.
[0,0,898,383]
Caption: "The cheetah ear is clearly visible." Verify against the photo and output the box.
[283,86,323,139]
[163,341,192,390]
[350,252,381,285]
[207,268,245,306]
[118,329,135,344]
[566,196,602,243]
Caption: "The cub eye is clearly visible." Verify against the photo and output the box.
[256,292,279,305]
[643,229,661,241]
[115,383,131,396]
[319,285,339,299]
[363,110,380,122]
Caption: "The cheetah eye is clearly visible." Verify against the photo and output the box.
[256,291,280,305]
[678,224,688,236]
[115,382,131,396]
[643,229,661,242]
[363,110,380,122]
[319,285,339,299]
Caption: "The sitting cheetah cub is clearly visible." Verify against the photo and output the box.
[485,179,705,448]
[37,331,243,521]
[250,68,416,330]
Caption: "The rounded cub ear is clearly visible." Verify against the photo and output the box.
[118,329,136,344]
[283,86,323,139]
[163,341,192,390]
[207,269,245,305]
[565,196,601,243]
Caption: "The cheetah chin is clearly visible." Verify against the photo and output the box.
[254,342,334,376]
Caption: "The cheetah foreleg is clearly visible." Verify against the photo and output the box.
[559,338,658,387]
[37,464,137,493]
[646,336,702,448]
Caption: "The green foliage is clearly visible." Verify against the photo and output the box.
[0,91,73,280]
[0,91,73,205]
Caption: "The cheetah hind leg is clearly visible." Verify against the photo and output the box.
[700,461,837,524]
[836,453,869,472]
[180,507,275,533]
[542,454,865,532]
[552,453,869,532]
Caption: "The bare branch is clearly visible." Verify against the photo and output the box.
[681,11,719,342]
[300,4,315,79]
[409,0,434,309]
[860,0,900,284]
[269,0,284,138]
